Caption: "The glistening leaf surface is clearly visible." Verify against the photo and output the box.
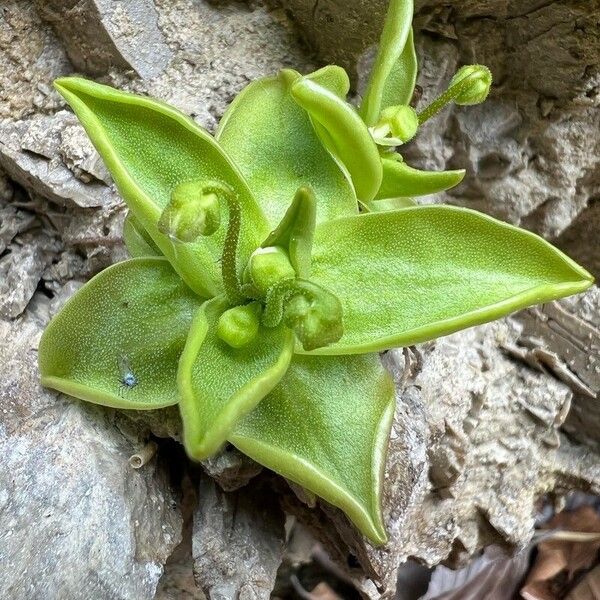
[308,206,594,354]
[359,0,415,125]
[123,213,161,257]
[55,77,268,298]
[376,158,465,199]
[379,28,418,112]
[290,77,383,202]
[39,258,202,409]
[216,69,357,227]
[231,353,395,545]
[178,297,294,460]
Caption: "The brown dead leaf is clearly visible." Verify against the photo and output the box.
[566,564,600,600]
[290,575,343,600]
[420,545,530,600]
[309,583,343,599]
[521,506,600,600]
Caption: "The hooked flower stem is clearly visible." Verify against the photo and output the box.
[159,179,243,305]
[211,183,244,306]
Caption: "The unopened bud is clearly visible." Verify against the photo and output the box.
[283,280,343,351]
[379,105,419,143]
[217,303,261,349]
[245,247,296,296]
[158,180,221,243]
[449,65,492,106]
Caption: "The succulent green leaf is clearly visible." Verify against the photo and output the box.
[359,0,414,126]
[178,297,295,460]
[216,70,357,227]
[366,196,417,212]
[54,77,268,298]
[379,28,418,114]
[261,186,316,278]
[290,77,383,202]
[39,258,202,409]
[123,213,161,257]
[308,206,594,355]
[231,353,395,545]
[306,65,351,99]
[376,157,465,199]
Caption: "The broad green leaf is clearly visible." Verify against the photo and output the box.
[55,77,269,298]
[376,157,465,199]
[231,353,395,545]
[290,77,382,201]
[366,196,417,211]
[306,65,350,99]
[359,0,414,126]
[379,28,418,112]
[290,77,383,202]
[178,297,294,460]
[308,206,594,355]
[216,69,357,227]
[123,213,161,257]
[301,67,355,192]
[39,258,202,409]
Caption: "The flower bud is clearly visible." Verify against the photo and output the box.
[379,105,419,143]
[158,180,221,242]
[245,247,296,296]
[283,280,343,351]
[217,303,261,349]
[449,65,492,106]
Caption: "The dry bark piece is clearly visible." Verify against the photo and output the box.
[201,446,263,492]
[0,0,70,120]
[566,564,600,600]
[0,199,36,254]
[192,474,286,600]
[0,228,61,319]
[510,288,600,444]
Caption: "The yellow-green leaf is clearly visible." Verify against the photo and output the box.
[39,258,202,408]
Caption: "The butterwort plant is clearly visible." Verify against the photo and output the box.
[38,0,593,544]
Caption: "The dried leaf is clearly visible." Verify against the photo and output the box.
[310,583,344,600]
[521,506,600,600]
[421,545,530,600]
[566,564,600,600]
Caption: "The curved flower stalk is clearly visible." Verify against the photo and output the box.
[38,12,593,547]
[285,0,491,211]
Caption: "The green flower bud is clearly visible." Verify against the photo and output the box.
[245,247,296,296]
[379,105,419,143]
[217,303,261,349]
[283,280,343,351]
[449,65,492,106]
[158,180,221,242]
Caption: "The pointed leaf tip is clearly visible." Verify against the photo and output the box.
[53,76,268,298]
[178,297,295,461]
[309,206,594,355]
